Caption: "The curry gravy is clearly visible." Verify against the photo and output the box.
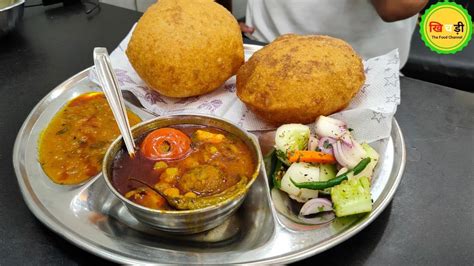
[111,125,256,210]
[38,92,141,185]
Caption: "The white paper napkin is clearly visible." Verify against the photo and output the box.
[90,25,400,144]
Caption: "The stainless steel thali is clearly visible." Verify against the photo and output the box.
[13,67,406,264]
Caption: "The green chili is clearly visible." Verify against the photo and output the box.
[290,158,371,190]
[353,157,371,175]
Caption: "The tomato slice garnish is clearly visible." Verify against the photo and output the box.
[140,128,191,161]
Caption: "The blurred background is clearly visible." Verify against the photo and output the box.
[98,0,247,17]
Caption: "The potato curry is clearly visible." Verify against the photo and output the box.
[112,125,256,210]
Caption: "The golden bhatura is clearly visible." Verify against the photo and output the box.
[126,0,244,98]
[237,34,365,125]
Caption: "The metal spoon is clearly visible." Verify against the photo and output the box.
[93,47,136,157]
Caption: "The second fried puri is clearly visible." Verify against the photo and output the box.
[236,34,365,125]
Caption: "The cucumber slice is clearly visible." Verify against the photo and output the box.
[280,162,319,202]
[331,176,372,217]
[319,163,337,182]
[274,124,310,165]
[352,143,380,180]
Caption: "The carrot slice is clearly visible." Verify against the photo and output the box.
[288,150,336,164]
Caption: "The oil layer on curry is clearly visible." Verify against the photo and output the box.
[112,125,256,211]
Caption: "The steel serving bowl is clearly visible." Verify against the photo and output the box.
[102,114,262,234]
[0,0,24,37]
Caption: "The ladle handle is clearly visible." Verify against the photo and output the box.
[93,47,136,157]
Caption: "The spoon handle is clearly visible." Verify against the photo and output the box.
[93,47,136,157]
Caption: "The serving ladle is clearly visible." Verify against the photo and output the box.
[93,47,136,157]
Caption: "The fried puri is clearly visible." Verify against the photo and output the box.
[126,0,244,98]
[236,34,365,125]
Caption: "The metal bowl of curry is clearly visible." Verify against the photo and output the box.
[102,114,262,234]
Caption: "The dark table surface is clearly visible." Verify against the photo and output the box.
[1,3,473,265]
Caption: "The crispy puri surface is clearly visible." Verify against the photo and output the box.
[237,34,365,125]
[127,0,244,98]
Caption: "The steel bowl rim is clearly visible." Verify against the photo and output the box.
[0,0,25,12]
[102,113,262,215]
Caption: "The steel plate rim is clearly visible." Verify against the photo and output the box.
[0,0,24,12]
[12,65,406,264]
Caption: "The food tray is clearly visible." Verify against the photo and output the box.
[13,67,406,264]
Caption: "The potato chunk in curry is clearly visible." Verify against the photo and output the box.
[178,165,236,196]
